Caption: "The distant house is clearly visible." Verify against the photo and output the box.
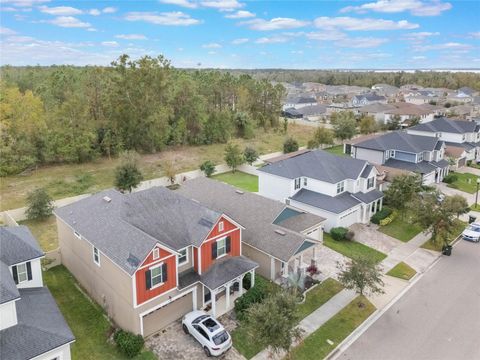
[258,150,383,231]
[352,93,387,107]
[407,117,480,164]
[383,102,436,125]
[351,131,449,185]
[283,96,317,110]
[457,87,477,97]
[447,92,473,104]
[297,104,328,121]
[0,226,75,360]
[371,84,400,98]
[282,107,303,119]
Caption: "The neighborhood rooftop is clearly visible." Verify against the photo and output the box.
[353,131,443,153]
[409,117,480,134]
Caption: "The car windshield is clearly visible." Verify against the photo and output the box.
[202,318,220,332]
[212,330,229,345]
[193,315,209,324]
[467,225,480,232]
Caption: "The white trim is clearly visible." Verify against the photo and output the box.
[29,341,76,360]
[216,237,227,258]
[198,214,245,247]
[152,248,160,260]
[197,246,202,275]
[149,263,165,290]
[136,253,175,271]
[132,274,138,308]
[73,231,81,239]
[202,227,238,244]
[218,221,224,232]
[134,285,179,309]
[178,247,188,265]
[92,246,101,267]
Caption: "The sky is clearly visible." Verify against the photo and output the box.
[0,0,479,69]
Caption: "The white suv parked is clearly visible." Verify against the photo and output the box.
[462,222,480,243]
[182,310,232,357]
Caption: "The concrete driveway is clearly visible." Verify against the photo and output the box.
[350,223,403,254]
[435,182,475,204]
[146,314,244,360]
[304,244,349,280]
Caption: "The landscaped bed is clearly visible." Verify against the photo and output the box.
[445,172,480,193]
[379,213,424,242]
[289,296,376,360]
[19,215,58,251]
[386,262,416,280]
[323,233,387,264]
[211,171,258,192]
[44,266,155,360]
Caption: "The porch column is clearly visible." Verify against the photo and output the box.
[250,270,255,288]
[299,254,304,268]
[379,198,383,211]
[312,246,318,265]
[282,262,289,277]
[211,289,216,317]
[270,257,275,280]
[225,283,231,311]
[239,276,244,296]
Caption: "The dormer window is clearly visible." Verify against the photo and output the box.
[16,263,28,283]
[153,248,159,260]
[294,178,301,190]
[218,221,224,232]
[389,150,395,158]
[336,181,345,194]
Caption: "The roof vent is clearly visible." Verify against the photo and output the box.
[103,196,112,203]
[235,190,244,195]
[275,229,286,236]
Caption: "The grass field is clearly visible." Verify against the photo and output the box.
[446,172,480,194]
[323,233,387,264]
[379,213,424,242]
[290,296,376,360]
[386,262,416,280]
[0,124,313,211]
[44,266,155,360]
[324,145,346,156]
[211,171,258,192]
[19,215,58,251]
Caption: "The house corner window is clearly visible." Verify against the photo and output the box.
[218,221,224,232]
[153,248,159,260]
[16,263,28,283]
[367,177,374,189]
[93,247,100,266]
[294,178,301,190]
[178,248,188,265]
[336,181,345,194]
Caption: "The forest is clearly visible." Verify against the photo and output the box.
[0,54,285,176]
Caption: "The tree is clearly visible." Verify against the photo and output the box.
[200,160,215,177]
[243,146,259,165]
[308,126,334,149]
[359,115,378,134]
[163,160,177,185]
[244,290,302,356]
[330,111,357,141]
[114,151,143,193]
[338,256,384,304]
[384,115,401,130]
[444,194,469,218]
[224,143,244,173]
[384,174,423,215]
[283,137,299,153]
[25,188,54,220]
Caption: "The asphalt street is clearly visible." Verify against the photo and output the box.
[337,239,480,360]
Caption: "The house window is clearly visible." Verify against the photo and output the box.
[153,248,159,260]
[178,248,188,264]
[93,247,100,266]
[217,238,227,258]
[303,177,307,186]
[436,132,442,138]
[389,150,395,158]
[336,181,345,194]
[218,221,224,232]
[204,287,211,304]
[294,178,301,190]
[151,264,165,287]
[16,263,28,283]
[367,177,374,189]
[418,152,424,162]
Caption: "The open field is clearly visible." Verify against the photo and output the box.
[0,124,312,211]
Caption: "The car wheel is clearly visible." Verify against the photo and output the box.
[204,346,211,357]
[182,324,189,334]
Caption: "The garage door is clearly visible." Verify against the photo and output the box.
[142,292,193,337]
[338,208,360,228]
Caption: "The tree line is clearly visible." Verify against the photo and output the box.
[0,54,285,176]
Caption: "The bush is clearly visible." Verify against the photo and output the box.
[234,276,275,321]
[283,137,299,153]
[114,330,144,358]
[443,174,458,184]
[330,227,349,241]
[200,160,215,177]
[25,188,54,220]
[306,264,319,276]
[379,211,398,226]
[371,207,392,224]
[244,146,259,165]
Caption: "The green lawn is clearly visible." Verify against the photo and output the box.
[211,171,258,192]
[386,262,416,280]
[421,219,466,252]
[290,296,376,360]
[446,172,480,193]
[379,213,424,242]
[324,145,346,156]
[232,277,343,359]
[44,266,155,360]
[19,215,58,251]
[323,233,387,264]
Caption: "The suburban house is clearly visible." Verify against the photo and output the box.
[177,177,325,283]
[383,102,436,125]
[351,93,387,107]
[358,103,396,123]
[282,96,317,110]
[350,131,450,185]
[371,84,400,98]
[0,226,75,360]
[283,104,327,122]
[406,117,480,165]
[258,150,383,231]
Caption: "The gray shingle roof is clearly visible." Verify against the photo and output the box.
[354,131,442,153]
[55,187,222,275]
[259,150,369,184]
[351,190,384,204]
[354,93,386,102]
[290,189,361,214]
[0,226,44,266]
[274,208,325,233]
[298,104,327,116]
[0,287,75,360]
[409,117,477,134]
[0,261,19,305]
[200,256,258,290]
[444,141,477,151]
[384,159,437,174]
[177,178,325,262]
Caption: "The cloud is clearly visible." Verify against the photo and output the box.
[5,35,35,42]
[314,16,419,31]
[232,38,249,44]
[225,10,255,18]
[200,0,243,10]
[412,55,427,60]
[2,0,49,7]
[101,41,119,47]
[208,50,216,54]
[306,31,346,41]
[337,37,389,48]
[115,34,147,40]
[403,31,439,40]
[88,9,101,16]
[414,42,472,51]
[469,32,480,39]
[125,11,201,26]
[49,16,91,28]
[39,6,82,15]
[0,26,17,35]
[102,7,117,13]
[340,0,452,17]
[202,42,222,48]
[159,0,198,8]
[241,17,309,31]
[255,35,290,44]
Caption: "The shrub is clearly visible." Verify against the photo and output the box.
[244,146,259,165]
[114,330,144,358]
[443,174,458,184]
[283,137,299,153]
[200,160,215,177]
[330,227,349,241]
[306,264,319,276]
[25,188,54,220]
[234,276,275,321]
[371,207,392,224]
[379,211,398,226]
[345,231,355,241]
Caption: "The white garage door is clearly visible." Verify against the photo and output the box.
[338,208,360,228]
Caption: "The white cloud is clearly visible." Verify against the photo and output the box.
[337,37,388,48]
[6,35,34,42]
[49,16,91,28]
[232,38,249,44]
[202,42,222,48]
[200,0,243,10]
[306,31,346,41]
[208,50,216,54]
[225,10,255,19]
[101,41,119,47]
[291,50,303,54]
[403,31,439,40]
[414,42,472,51]
[412,55,427,59]
[0,26,17,35]
[159,0,198,8]
[340,0,452,17]
[88,9,101,16]
[469,32,480,39]
[87,28,97,32]
[314,16,419,31]
[2,0,49,7]
[115,34,147,40]
[242,17,309,31]
[102,7,117,13]
[39,6,82,15]
[125,11,201,26]
[255,35,290,44]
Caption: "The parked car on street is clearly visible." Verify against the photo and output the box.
[182,310,232,357]
[462,222,480,242]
